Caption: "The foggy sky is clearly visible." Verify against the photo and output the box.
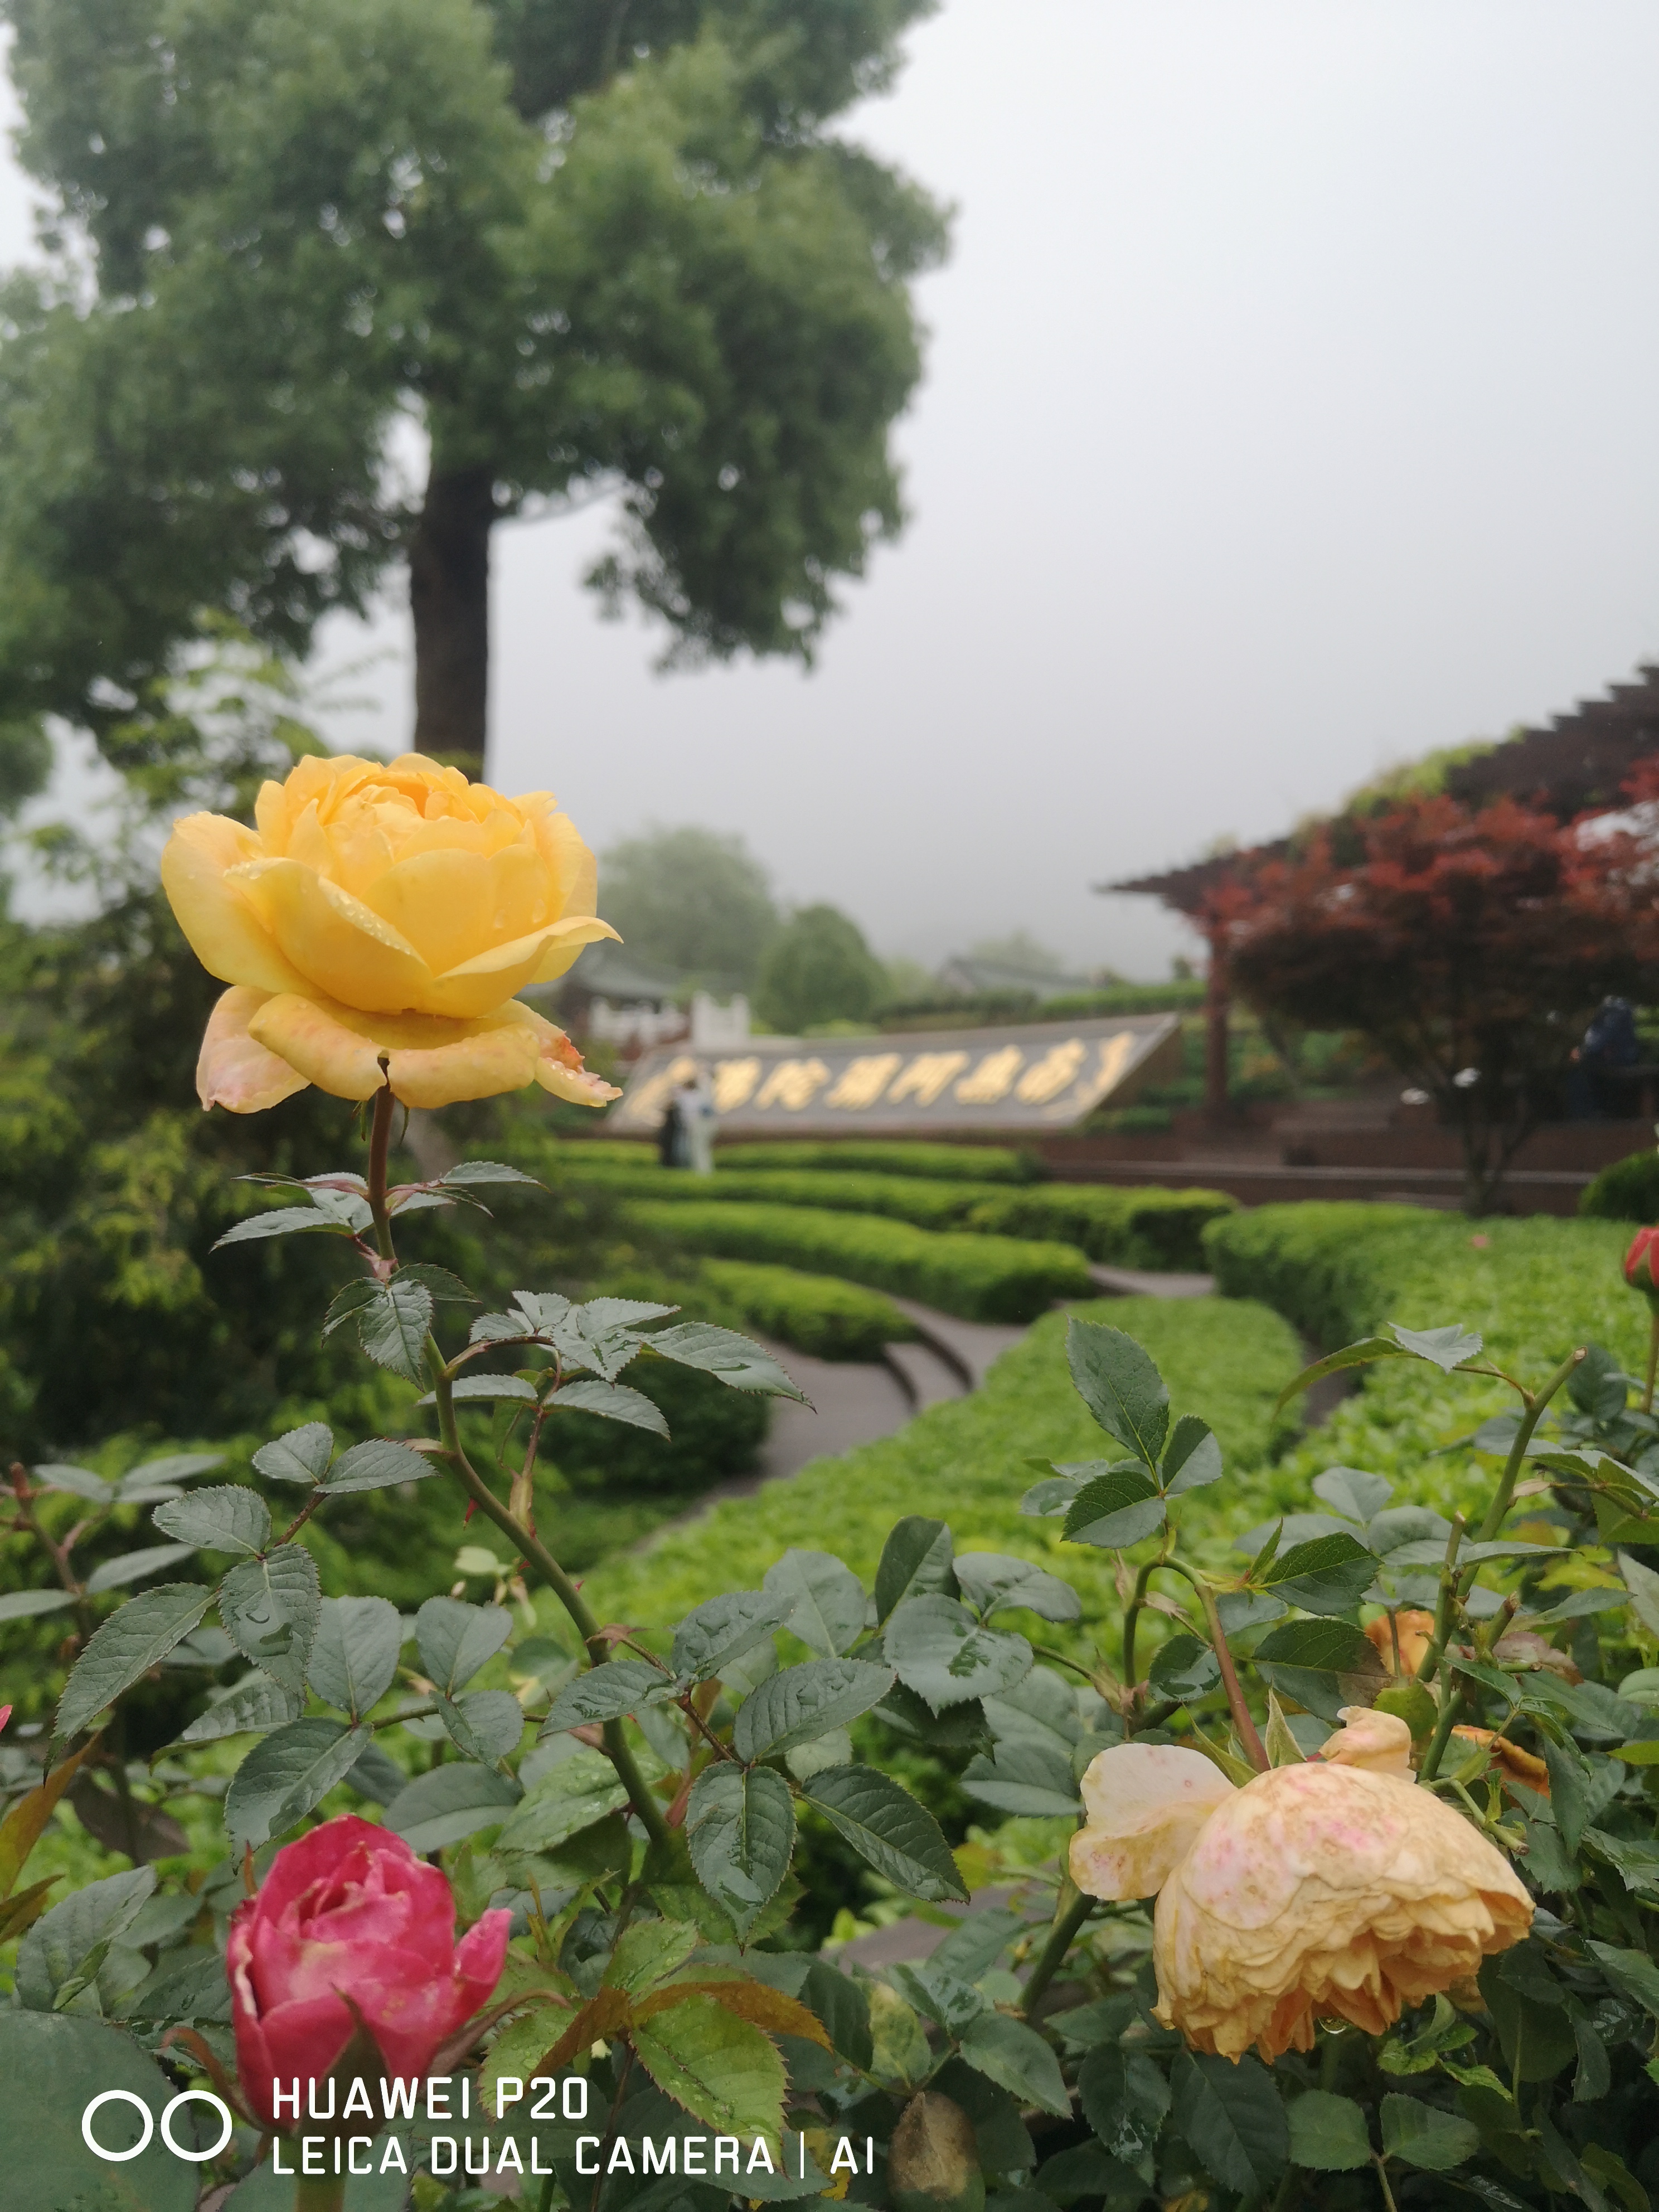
[9,2,1659,977]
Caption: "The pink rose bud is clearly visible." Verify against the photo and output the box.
[227,1815,510,2128]
[1627,1226,1659,1307]
[0,1705,10,1734]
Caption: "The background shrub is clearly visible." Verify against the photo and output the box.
[599,1256,914,1362]
[714,1140,1041,1182]
[1579,1144,1659,1221]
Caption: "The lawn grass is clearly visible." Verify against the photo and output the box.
[578,1294,1307,1639]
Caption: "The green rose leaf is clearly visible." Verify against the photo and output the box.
[629,1991,787,2142]
[321,1437,440,1493]
[645,1321,808,1401]
[884,1595,1033,1710]
[1066,1318,1170,1465]
[1287,2090,1372,2172]
[175,1670,300,1745]
[1147,1633,1221,1707]
[383,1762,522,1853]
[153,1484,271,1557]
[1062,1464,1166,1550]
[436,1690,526,1764]
[875,1516,957,1621]
[56,1583,212,1742]
[224,1717,368,1848]
[415,1596,513,1694]
[671,1591,790,1684]
[1260,1532,1379,1616]
[495,1749,630,1854]
[547,1378,671,1435]
[1079,2044,1171,2163]
[83,1544,197,1593]
[1163,1415,1224,1496]
[734,1659,897,1762]
[541,1659,676,1734]
[763,1547,868,1655]
[802,1765,968,1902]
[307,1595,403,1719]
[685,1763,796,1941]
[251,1422,334,1486]
[953,1551,1081,1624]
[14,1865,155,2013]
[1253,1617,1386,1724]
[957,2012,1070,2117]
[219,1542,320,1701]
[0,2010,201,2211]
[1379,2094,1479,2172]
[1172,2050,1288,2196]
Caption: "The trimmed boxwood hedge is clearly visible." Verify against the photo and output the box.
[596,1256,914,1362]
[714,1140,1039,1182]
[622,1199,1094,1321]
[1580,1146,1659,1223]
[569,1162,1233,1269]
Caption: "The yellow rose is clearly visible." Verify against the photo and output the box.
[1070,1709,1531,2063]
[161,753,620,1112]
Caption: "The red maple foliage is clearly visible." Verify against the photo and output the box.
[1211,790,1659,1212]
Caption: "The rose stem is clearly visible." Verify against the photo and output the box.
[1119,1561,1157,1734]
[428,1339,669,1850]
[1414,1683,1468,1786]
[1474,1346,1585,1544]
[1021,1881,1093,2021]
[360,1076,669,1849]
[1192,1579,1269,1773]
[1407,1514,1465,1692]
[1645,1313,1659,1415]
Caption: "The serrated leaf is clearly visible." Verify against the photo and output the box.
[629,1992,787,2141]
[1287,2089,1371,2171]
[961,1740,1081,1818]
[671,1591,789,1684]
[14,1866,155,2012]
[1312,1467,1394,1524]
[685,1764,795,1941]
[1388,1320,1483,1372]
[1620,1550,1659,1641]
[252,1423,333,1486]
[958,2012,1070,2117]
[1379,2093,1478,2171]
[1062,1464,1166,1550]
[1163,1415,1223,1496]
[0,1743,95,1901]
[421,1374,539,1405]
[885,1595,1033,1710]
[383,1761,521,1852]
[83,1543,196,1594]
[175,1672,300,1745]
[547,1378,670,1436]
[55,1584,211,1741]
[435,1689,524,1763]
[1147,1633,1221,1706]
[1253,1616,1386,1724]
[354,1277,435,1382]
[605,1917,702,1995]
[953,1551,1081,1624]
[875,1516,956,1621]
[1066,1318,1169,1464]
[1273,1335,1406,1415]
[495,1749,629,1853]
[213,1205,351,1249]
[1079,2044,1172,2162]
[436,1158,544,1190]
[802,1765,968,1901]
[31,1463,113,1502]
[644,1321,808,1401]
[416,1596,513,1694]
[762,1548,867,1656]
[307,1595,402,1719]
[321,1437,439,1494]
[1173,2050,1288,2195]
[398,1263,476,1303]
[224,1718,368,1847]
[541,1659,676,1733]
[1260,1532,1378,1615]
[153,1485,270,1557]
[1587,1940,1659,2017]
[217,1542,319,1700]
[733,1659,896,1761]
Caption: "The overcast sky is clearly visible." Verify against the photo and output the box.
[10,2,1659,977]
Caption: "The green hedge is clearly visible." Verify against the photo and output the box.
[1202,1201,1649,1517]
[597,1256,914,1362]
[714,1139,1039,1182]
[581,1294,1306,1633]
[573,1162,1233,1269]
[1580,1146,1659,1223]
[623,1199,1094,1321]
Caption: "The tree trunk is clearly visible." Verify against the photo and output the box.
[409,463,494,779]
[1204,927,1231,1126]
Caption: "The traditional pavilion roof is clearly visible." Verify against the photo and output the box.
[1103,662,1659,918]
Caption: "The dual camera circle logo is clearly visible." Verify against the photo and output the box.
[81,2087,235,2163]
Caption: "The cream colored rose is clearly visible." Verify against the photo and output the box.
[1070,1709,1532,2063]
[161,753,620,1111]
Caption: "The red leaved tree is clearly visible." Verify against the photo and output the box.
[1215,791,1659,1213]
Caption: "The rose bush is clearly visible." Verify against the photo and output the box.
[227,1816,510,2128]
[162,753,620,1109]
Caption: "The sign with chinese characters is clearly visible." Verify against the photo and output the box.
[608,1015,1181,1137]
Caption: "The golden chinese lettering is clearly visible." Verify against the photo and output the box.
[712,1057,761,1112]
[755,1056,832,1110]
[954,1044,1023,1105]
[888,1052,969,1107]
[617,1055,698,1127]
[826,1052,903,1109]
[1089,1030,1138,1103]
[1015,1039,1086,1104]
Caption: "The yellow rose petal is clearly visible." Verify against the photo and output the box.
[160,815,309,996]
[195,987,311,1113]
[248,992,542,1108]
[1070,1743,1236,1903]
[230,857,436,1015]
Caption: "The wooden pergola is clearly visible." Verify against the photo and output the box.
[1100,662,1659,1118]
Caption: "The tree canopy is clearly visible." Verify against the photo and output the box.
[755,899,885,1032]
[598,822,779,989]
[0,0,947,774]
[1220,792,1659,1211]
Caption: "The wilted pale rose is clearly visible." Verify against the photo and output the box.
[227,1816,510,2128]
[162,753,620,1111]
[1070,1710,1531,2063]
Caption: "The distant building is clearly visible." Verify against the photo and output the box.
[934,954,1101,1002]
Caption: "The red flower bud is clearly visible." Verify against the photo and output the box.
[227,1815,509,2129]
[1626,1226,1659,1307]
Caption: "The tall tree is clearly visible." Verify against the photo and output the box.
[755,900,884,1032]
[0,0,947,776]
[1218,792,1659,1214]
[599,822,778,988]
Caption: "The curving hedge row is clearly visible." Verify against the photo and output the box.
[596,1255,915,1363]
[567,1162,1233,1270]
[713,1139,1039,1182]
[622,1199,1095,1322]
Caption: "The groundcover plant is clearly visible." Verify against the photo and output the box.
[10,759,1659,2210]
